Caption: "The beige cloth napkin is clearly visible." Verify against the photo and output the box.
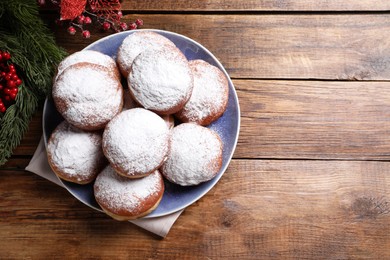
[25,137,183,237]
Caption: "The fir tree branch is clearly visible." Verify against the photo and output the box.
[0,0,67,166]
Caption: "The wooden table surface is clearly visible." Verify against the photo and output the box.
[2,1,390,259]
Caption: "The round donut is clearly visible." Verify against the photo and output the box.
[122,89,175,129]
[53,62,123,130]
[47,121,107,184]
[102,108,170,178]
[55,50,120,81]
[175,60,229,126]
[128,45,194,115]
[160,123,223,186]
[116,31,176,77]
[94,166,165,220]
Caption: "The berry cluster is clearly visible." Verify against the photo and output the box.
[0,51,22,113]
[37,0,143,39]
[66,13,143,39]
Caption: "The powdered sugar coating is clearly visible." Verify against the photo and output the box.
[53,63,123,130]
[94,166,164,218]
[55,50,119,80]
[161,123,223,186]
[102,108,170,177]
[117,31,176,77]
[122,89,175,129]
[128,45,194,115]
[176,60,229,126]
[47,121,106,184]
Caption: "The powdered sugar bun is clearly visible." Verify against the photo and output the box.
[102,108,170,178]
[116,31,176,77]
[128,45,194,115]
[122,89,175,129]
[47,121,106,184]
[94,166,164,220]
[55,50,120,81]
[161,123,223,186]
[176,60,229,126]
[53,62,123,130]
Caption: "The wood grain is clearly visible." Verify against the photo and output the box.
[50,14,390,80]
[11,80,390,161]
[2,159,390,258]
[236,80,390,160]
[121,0,390,11]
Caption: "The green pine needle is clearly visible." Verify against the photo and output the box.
[0,0,67,166]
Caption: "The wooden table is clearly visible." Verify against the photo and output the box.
[2,1,390,258]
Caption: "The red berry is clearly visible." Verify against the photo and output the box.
[82,30,91,38]
[15,79,22,86]
[10,87,18,94]
[0,107,5,113]
[84,16,92,24]
[117,11,123,18]
[102,22,110,31]
[2,52,10,60]
[5,74,11,81]
[4,88,11,95]
[67,26,76,35]
[37,0,46,7]
[4,95,10,101]
[129,23,137,30]
[135,19,143,27]
[0,84,3,90]
[7,81,16,88]
[77,15,85,24]
[9,93,16,100]
[8,64,15,70]
[120,22,128,31]
[12,74,18,81]
[1,72,5,77]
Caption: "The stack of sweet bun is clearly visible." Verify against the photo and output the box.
[47,31,229,221]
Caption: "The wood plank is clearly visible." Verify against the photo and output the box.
[0,157,32,170]
[1,159,390,258]
[51,14,390,80]
[121,0,390,11]
[235,80,390,160]
[12,80,390,161]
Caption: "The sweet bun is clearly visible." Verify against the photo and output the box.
[102,108,170,178]
[47,121,106,184]
[116,31,176,77]
[123,89,175,129]
[52,62,123,130]
[175,59,229,126]
[128,45,193,115]
[94,166,164,220]
[161,123,223,186]
[55,50,120,81]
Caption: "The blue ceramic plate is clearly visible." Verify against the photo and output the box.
[43,29,240,218]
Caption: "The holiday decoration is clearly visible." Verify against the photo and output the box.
[39,0,143,37]
[0,51,23,113]
[0,0,67,166]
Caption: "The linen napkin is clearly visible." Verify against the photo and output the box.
[25,137,183,237]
